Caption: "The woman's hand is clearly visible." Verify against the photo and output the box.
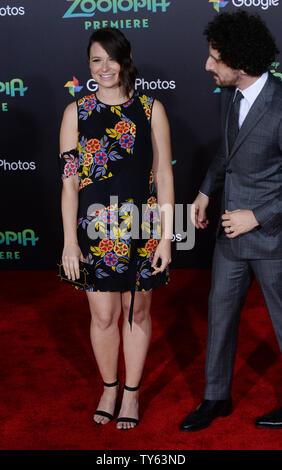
[151,238,171,275]
[62,243,84,280]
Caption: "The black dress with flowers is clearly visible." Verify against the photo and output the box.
[58,91,169,324]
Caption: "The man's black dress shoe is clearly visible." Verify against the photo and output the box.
[255,407,282,429]
[180,399,232,432]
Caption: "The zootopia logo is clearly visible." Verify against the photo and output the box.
[0,230,39,246]
[63,0,171,18]
[0,79,28,97]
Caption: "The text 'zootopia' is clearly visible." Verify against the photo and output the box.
[63,0,171,18]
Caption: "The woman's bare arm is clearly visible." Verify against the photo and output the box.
[59,102,83,280]
[151,99,174,274]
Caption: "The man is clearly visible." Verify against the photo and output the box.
[180,10,282,432]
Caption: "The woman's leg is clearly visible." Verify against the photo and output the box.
[117,290,153,429]
[86,291,121,424]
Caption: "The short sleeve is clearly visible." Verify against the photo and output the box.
[138,94,155,124]
[58,148,79,180]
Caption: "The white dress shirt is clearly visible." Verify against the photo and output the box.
[236,71,268,128]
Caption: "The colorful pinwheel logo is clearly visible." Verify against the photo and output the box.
[209,0,229,13]
[64,76,83,96]
[270,62,282,81]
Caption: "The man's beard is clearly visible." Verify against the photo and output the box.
[212,72,240,88]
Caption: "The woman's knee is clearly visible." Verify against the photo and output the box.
[123,302,150,325]
[87,292,121,330]
[132,306,150,325]
[122,291,152,324]
[91,309,120,331]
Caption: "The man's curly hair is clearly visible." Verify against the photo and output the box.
[204,10,279,76]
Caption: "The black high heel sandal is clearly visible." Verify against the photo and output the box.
[93,379,120,425]
[116,382,141,430]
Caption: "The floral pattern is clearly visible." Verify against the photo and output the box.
[76,96,138,191]
[139,94,154,122]
[103,252,119,267]
[114,121,130,134]
[86,138,101,153]
[99,238,114,252]
[58,150,79,180]
[77,94,106,120]
[77,200,133,279]
[75,188,165,290]
[119,134,135,149]
[59,92,169,293]
[141,194,162,240]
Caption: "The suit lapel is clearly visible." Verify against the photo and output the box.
[224,93,233,159]
[225,75,274,162]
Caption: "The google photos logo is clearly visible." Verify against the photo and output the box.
[209,0,229,12]
[270,62,282,81]
[64,76,83,96]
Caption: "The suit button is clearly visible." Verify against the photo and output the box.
[226,169,232,173]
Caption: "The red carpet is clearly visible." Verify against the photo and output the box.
[0,269,281,450]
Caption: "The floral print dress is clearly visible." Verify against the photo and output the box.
[58,91,169,325]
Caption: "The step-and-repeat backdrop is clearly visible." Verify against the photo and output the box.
[1,0,281,269]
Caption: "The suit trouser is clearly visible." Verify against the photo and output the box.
[204,233,282,400]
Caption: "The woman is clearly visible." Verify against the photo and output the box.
[58,28,174,430]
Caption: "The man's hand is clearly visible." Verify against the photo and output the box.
[221,209,260,238]
[191,192,210,229]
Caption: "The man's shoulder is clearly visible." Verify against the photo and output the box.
[267,73,282,95]
[266,74,282,113]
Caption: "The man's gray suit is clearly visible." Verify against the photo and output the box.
[200,73,282,400]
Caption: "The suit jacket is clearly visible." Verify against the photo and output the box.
[200,73,282,259]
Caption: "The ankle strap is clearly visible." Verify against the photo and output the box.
[103,379,119,387]
[124,381,141,391]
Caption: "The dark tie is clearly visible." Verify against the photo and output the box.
[227,90,243,153]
